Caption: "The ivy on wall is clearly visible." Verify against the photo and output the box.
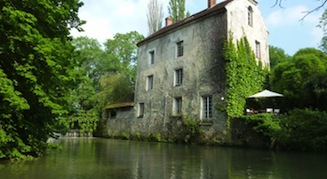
[224,35,267,118]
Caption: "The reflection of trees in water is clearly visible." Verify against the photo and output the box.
[2,138,326,178]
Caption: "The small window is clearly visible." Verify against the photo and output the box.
[110,109,117,119]
[138,103,144,118]
[176,41,184,57]
[149,50,154,65]
[147,75,153,90]
[174,68,183,86]
[255,41,261,59]
[202,96,213,119]
[248,6,253,26]
[173,97,182,115]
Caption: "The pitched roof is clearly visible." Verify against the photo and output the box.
[106,102,134,109]
[137,0,233,46]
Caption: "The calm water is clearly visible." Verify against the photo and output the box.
[1,138,327,179]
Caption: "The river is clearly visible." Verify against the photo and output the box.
[0,137,326,179]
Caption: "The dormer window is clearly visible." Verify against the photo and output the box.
[248,6,253,26]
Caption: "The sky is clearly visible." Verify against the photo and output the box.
[70,0,326,56]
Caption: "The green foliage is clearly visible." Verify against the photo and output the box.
[224,36,267,118]
[0,0,83,159]
[238,109,327,152]
[70,33,143,136]
[72,36,106,86]
[242,114,281,143]
[269,45,291,69]
[98,73,134,109]
[270,48,327,110]
[168,0,187,22]
[182,118,202,143]
[279,109,327,152]
[69,109,99,135]
[104,31,144,81]
[121,131,131,140]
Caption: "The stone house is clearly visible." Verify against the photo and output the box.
[105,0,269,141]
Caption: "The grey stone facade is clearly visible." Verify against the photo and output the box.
[105,0,269,141]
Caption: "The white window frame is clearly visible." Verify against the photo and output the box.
[146,75,153,90]
[173,97,182,115]
[176,41,184,57]
[174,68,183,86]
[202,96,213,119]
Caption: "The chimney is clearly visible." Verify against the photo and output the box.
[165,17,173,26]
[208,0,216,8]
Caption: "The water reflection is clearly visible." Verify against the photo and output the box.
[0,138,327,178]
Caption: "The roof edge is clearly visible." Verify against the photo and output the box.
[137,0,233,47]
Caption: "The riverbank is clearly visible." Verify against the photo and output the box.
[96,109,327,153]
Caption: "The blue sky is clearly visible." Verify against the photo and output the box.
[71,0,325,55]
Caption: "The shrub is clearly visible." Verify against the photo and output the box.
[279,109,327,151]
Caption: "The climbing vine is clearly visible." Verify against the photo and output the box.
[224,35,267,118]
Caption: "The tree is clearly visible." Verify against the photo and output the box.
[98,74,134,109]
[269,46,291,70]
[270,48,327,109]
[147,0,164,35]
[168,0,189,22]
[104,31,144,81]
[72,37,105,86]
[0,0,84,159]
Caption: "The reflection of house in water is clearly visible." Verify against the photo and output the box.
[104,0,269,139]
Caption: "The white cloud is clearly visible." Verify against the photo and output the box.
[71,0,151,44]
[266,5,319,27]
[70,0,205,44]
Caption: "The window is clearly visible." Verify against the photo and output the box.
[147,75,153,90]
[255,41,261,59]
[202,96,213,119]
[248,6,253,26]
[173,97,182,115]
[138,103,144,118]
[174,68,183,86]
[176,41,184,57]
[149,50,154,65]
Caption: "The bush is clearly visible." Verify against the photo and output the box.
[243,113,281,139]
[279,109,327,152]
[238,109,327,152]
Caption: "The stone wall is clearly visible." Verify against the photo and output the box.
[102,0,269,144]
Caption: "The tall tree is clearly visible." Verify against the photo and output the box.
[270,48,327,109]
[147,0,164,35]
[0,0,84,159]
[72,37,105,86]
[168,0,188,22]
[104,31,144,81]
[269,46,291,69]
